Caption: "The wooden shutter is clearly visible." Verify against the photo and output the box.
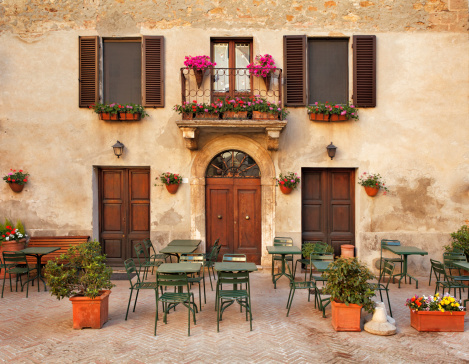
[353,35,376,108]
[79,36,99,108]
[283,35,307,107]
[142,36,164,108]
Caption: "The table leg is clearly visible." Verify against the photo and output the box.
[271,255,294,289]
[395,255,418,289]
[34,254,47,291]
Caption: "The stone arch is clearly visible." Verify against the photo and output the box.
[190,135,275,266]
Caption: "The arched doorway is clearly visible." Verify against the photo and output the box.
[205,150,261,263]
[190,135,276,266]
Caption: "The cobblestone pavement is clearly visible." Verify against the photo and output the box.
[1,268,468,364]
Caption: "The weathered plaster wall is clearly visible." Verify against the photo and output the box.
[0,0,468,273]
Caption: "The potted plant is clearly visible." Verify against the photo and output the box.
[174,101,198,120]
[276,172,300,194]
[159,172,183,194]
[195,102,221,120]
[445,222,469,261]
[0,219,27,278]
[247,54,277,90]
[307,102,331,121]
[358,172,389,197]
[90,103,148,121]
[221,97,250,119]
[3,169,29,192]
[406,293,466,332]
[251,96,288,120]
[44,240,114,330]
[307,101,358,122]
[184,55,217,89]
[323,257,375,331]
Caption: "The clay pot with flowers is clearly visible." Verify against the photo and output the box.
[158,172,183,194]
[90,103,149,121]
[358,172,389,197]
[184,55,217,89]
[307,101,358,122]
[0,219,27,278]
[276,172,300,194]
[247,54,277,91]
[3,169,29,192]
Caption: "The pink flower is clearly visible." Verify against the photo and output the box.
[341,110,346,116]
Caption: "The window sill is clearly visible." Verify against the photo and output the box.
[175,118,287,151]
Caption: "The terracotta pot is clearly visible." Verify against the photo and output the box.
[330,114,349,122]
[194,69,206,89]
[341,244,355,258]
[182,113,194,120]
[279,185,293,195]
[8,182,24,193]
[309,113,330,122]
[263,74,271,90]
[118,113,126,121]
[110,113,118,121]
[100,113,111,121]
[331,300,362,332]
[364,186,380,197]
[195,112,219,120]
[223,111,248,119]
[165,184,180,194]
[133,113,141,121]
[410,309,465,332]
[252,111,278,120]
[0,238,26,279]
[69,290,111,329]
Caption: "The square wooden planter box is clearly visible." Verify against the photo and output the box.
[331,301,362,332]
[252,111,278,120]
[69,290,111,329]
[410,309,465,332]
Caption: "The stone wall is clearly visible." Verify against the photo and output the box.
[0,0,468,273]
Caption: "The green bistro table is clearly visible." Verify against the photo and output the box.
[383,245,428,288]
[157,262,202,274]
[452,261,469,271]
[20,247,61,291]
[159,245,198,262]
[310,260,333,272]
[214,262,258,273]
[167,239,201,247]
[266,245,302,289]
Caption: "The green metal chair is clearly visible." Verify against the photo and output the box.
[380,239,404,282]
[204,240,221,290]
[216,271,252,332]
[443,251,469,285]
[156,272,197,336]
[271,237,294,276]
[222,253,247,262]
[431,260,468,300]
[180,253,206,310]
[309,253,334,287]
[429,258,443,286]
[134,242,164,280]
[1,251,37,298]
[123,258,159,321]
[369,260,395,317]
[143,238,169,274]
[293,241,330,279]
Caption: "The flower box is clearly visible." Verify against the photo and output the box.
[70,290,111,329]
[331,301,362,332]
[309,113,330,122]
[223,111,248,119]
[330,114,349,122]
[182,112,194,120]
[410,309,465,332]
[119,113,141,121]
[195,112,219,120]
[100,113,118,121]
[252,111,278,120]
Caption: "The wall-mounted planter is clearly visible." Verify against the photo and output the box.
[223,111,248,119]
[165,184,180,194]
[364,186,380,197]
[8,183,25,193]
[309,113,330,122]
[252,111,278,120]
[195,112,219,120]
[330,114,349,122]
[279,185,293,195]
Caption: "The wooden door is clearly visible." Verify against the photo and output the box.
[302,169,355,256]
[206,178,261,264]
[99,168,150,266]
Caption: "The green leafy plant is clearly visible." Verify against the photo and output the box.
[44,240,114,300]
[251,96,289,119]
[301,241,334,258]
[358,172,389,193]
[3,169,29,185]
[276,172,300,189]
[89,103,149,118]
[0,219,27,247]
[323,257,376,313]
[159,172,183,186]
[307,101,358,119]
[445,222,469,259]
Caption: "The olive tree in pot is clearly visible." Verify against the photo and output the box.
[323,257,375,331]
[44,240,114,329]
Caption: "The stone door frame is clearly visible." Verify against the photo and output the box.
[190,135,276,266]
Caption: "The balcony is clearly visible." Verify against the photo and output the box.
[176,68,287,151]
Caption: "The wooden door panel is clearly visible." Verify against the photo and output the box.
[102,239,122,259]
[102,171,123,199]
[331,205,350,232]
[128,170,150,261]
[302,170,327,243]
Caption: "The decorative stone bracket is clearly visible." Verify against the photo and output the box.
[176,119,287,151]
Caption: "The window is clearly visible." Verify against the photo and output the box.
[211,38,253,98]
[283,35,376,108]
[79,36,164,108]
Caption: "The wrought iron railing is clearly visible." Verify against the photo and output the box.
[181,68,282,106]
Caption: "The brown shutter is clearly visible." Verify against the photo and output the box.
[79,36,99,108]
[283,35,307,107]
[142,36,164,108]
[353,35,376,108]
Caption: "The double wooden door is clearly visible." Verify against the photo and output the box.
[302,169,355,256]
[99,168,150,266]
[206,178,261,264]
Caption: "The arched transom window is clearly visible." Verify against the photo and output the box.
[205,150,260,178]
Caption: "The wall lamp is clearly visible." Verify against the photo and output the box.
[112,140,124,158]
[327,142,337,160]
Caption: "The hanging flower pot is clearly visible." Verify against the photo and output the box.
[364,186,380,197]
[9,182,24,193]
[194,69,206,89]
[165,184,180,194]
[263,74,271,90]
[3,169,29,193]
[279,185,293,195]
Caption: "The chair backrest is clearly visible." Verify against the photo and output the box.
[381,239,401,247]
[377,260,395,288]
[274,237,293,246]
[217,271,250,288]
[134,242,147,264]
[124,258,141,285]
[180,253,205,266]
[222,254,247,262]
[431,259,448,280]
[443,252,467,269]
[156,272,190,291]
[207,243,222,263]
[143,238,157,256]
[2,251,28,268]
[310,253,334,261]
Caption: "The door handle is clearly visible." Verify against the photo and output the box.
[218,215,222,219]
[245,215,250,220]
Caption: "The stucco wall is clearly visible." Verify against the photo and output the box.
[0,0,468,273]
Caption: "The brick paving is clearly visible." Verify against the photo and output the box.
[0,268,468,363]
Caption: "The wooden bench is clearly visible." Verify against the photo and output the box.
[25,236,90,265]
